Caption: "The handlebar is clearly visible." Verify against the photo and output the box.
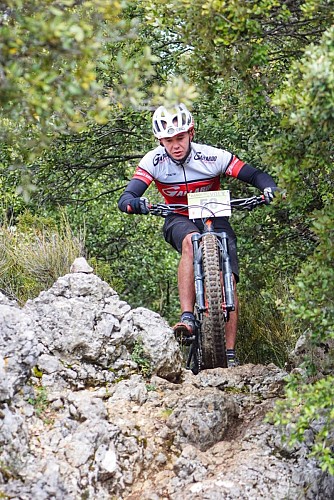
[148,195,266,218]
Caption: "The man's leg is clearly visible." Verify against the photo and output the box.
[225,276,240,367]
[173,232,198,335]
[225,277,238,350]
[178,233,197,313]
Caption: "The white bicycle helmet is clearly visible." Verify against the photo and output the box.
[152,103,194,139]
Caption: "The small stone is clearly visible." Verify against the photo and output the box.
[156,453,167,464]
[70,257,94,274]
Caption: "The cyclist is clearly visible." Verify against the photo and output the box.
[118,103,277,367]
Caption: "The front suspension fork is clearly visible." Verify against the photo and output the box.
[191,232,235,315]
[191,233,205,313]
[220,233,235,312]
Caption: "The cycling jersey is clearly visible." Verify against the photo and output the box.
[118,142,277,211]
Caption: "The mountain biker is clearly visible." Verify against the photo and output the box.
[118,103,277,367]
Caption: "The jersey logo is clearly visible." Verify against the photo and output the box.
[161,183,214,197]
[194,152,217,162]
[153,152,168,166]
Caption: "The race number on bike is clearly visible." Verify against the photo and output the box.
[187,190,231,219]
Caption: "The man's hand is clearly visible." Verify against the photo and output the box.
[126,197,149,214]
[263,187,276,205]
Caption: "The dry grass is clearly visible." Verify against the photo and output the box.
[0,211,84,304]
[237,282,299,368]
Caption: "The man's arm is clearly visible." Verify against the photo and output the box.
[224,153,277,191]
[236,163,277,191]
[118,179,148,213]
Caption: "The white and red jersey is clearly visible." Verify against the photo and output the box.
[132,142,245,205]
[118,142,277,214]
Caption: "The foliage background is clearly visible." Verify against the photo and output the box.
[0,0,333,473]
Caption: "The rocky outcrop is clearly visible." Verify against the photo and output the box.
[0,266,333,499]
[288,329,334,375]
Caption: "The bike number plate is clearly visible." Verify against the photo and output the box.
[187,190,231,219]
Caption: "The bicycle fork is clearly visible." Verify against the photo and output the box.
[219,232,235,316]
[191,232,235,319]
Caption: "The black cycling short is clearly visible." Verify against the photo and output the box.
[163,214,239,282]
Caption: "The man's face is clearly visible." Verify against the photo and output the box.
[160,132,191,161]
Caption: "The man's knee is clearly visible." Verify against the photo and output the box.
[181,232,198,256]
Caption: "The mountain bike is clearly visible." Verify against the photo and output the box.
[149,191,267,374]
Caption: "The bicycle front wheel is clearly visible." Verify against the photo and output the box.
[201,233,227,369]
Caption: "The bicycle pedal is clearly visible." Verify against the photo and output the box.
[174,334,193,345]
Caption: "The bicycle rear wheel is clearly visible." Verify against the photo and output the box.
[201,233,227,368]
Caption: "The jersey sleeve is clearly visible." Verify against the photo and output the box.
[132,165,154,186]
[117,178,149,212]
[117,149,158,213]
[223,150,277,191]
[224,155,246,178]
[234,163,277,190]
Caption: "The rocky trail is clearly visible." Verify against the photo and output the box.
[1,260,333,499]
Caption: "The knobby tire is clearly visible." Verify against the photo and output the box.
[201,233,227,369]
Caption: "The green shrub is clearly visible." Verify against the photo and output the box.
[130,338,152,377]
[267,373,334,475]
[28,386,49,418]
[268,205,334,475]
